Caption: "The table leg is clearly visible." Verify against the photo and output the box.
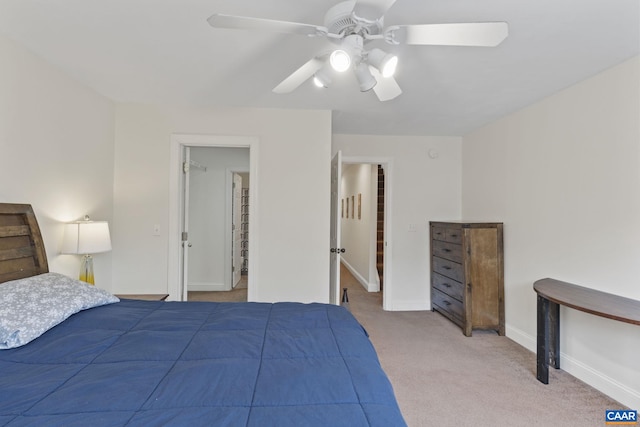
[549,300,560,370]
[537,296,561,384]
[536,295,550,384]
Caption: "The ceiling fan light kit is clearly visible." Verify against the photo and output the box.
[355,62,377,92]
[329,49,352,72]
[313,65,333,88]
[207,0,508,101]
[367,48,397,78]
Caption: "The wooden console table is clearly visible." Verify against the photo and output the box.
[533,278,640,384]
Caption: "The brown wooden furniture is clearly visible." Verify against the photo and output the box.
[0,203,49,284]
[430,221,504,336]
[115,294,169,301]
[533,278,640,384]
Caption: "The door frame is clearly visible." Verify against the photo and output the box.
[341,156,393,311]
[168,134,259,301]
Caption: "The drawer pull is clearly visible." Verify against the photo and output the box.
[443,248,451,253]
[443,266,451,270]
[450,234,458,238]
[443,300,451,306]
[443,283,451,288]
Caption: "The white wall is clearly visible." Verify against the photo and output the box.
[340,163,377,290]
[188,147,249,291]
[0,33,115,288]
[462,56,640,408]
[333,135,462,310]
[112,105,332,303]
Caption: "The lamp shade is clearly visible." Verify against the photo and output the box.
[61,221,112,255]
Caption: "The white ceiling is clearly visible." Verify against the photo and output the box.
[0,0,638,136]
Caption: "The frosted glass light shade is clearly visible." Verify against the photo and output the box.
[329,49,351,72]
[313,65,332,88]
[61,221,112,255]
[368,48,398,78]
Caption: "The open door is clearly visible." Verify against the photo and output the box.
[180,147,192,301]
[329,151,342,305]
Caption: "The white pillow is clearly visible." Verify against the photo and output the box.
[0,272,119,349]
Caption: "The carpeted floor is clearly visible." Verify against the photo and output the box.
[188,275,247,302]
[186,266,626,426]
[340,265,627,427]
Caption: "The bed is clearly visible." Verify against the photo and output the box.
[0,203,406,426]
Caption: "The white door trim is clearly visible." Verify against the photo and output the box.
[168,134,259,301]
[341,156,393,311]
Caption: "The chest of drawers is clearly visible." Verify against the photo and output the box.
[430,221,505,336]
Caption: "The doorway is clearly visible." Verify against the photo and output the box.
[168,135,258,302]
[184,147,249,301]
[336,156,393,310]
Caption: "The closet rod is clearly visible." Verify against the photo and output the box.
[188,160,207,172]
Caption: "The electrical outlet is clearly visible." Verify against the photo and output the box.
[153,224,161,236]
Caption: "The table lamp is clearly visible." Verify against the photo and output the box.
[61,215,112,285]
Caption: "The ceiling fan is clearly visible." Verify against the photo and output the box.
[207,0,508,101]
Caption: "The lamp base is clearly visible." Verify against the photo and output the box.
[80,254,95,285]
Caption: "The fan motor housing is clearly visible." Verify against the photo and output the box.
[324,0,383,40]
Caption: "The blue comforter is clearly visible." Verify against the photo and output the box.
[0,300,406,426]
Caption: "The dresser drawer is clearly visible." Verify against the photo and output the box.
[431,226,447,242]
[432,256,464,283]
[445,228,462,244]
[432,239,462,263]
[432,272,464,302]
[432,288,464,326]
[432,224,463,244]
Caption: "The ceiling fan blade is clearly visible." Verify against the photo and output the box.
[352,0,397,22]
[370,67,402,101]
[395,22,508,47]
[273,57,325,94]
[207,14,326,36]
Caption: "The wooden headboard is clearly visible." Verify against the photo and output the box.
[0,203,49,284]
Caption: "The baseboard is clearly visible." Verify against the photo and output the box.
[560,354,640,409]
[505,324,536,352]
[384,300,430,311]
[340,259,378,292]
[505,324,640,409]
[188,282,229,292]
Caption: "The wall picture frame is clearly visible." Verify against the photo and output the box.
[351,195,355,219]
[346,197,349,219]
